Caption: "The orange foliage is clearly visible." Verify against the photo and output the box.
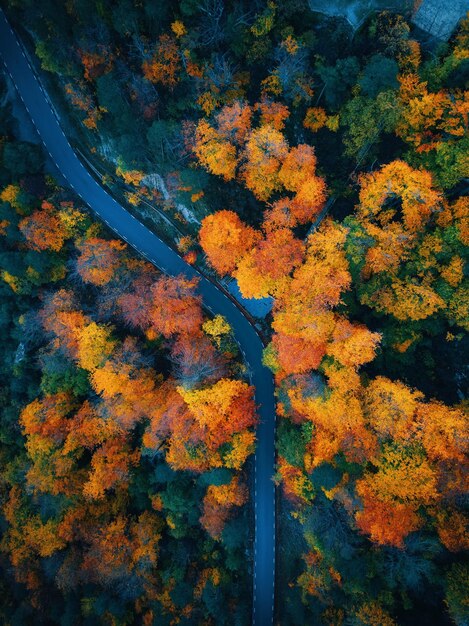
[81,516,132,581]
[193,119,238,181]
[272,334,326,375]
[327,319,381,369]
[148,276,202,337]
[362,221,413,276]
[291,388,376,467]
[235,228,304,299]
[354,602,398,626]
[22,517,67,558]
[365,278,445,321]
[215,101,252,144]
[199,210,261,275]
[416,401,468,462]
[358,160,442,233]
[143,381,192,449]
[355,488,422,547]
[76,237,126,285]
[303,107,328,132]
[223,431,256,470]
[397,78,469,152]
[357,444,439,506]
[178,379,256,449]
[256,99,290,130]
[83,436,139,500]
[119,275,203,337]
[21,392,73,444]
[240,125,289,200]
[62,401,119,454]
[278,145,326,223]
[363,376,422,441]
[39,290,89,359]
[0,184,20,207]
[142,34,180,88]
[435,509,469,552]
[200,476,247,538]
[263,198,298,232]
[19,203,68,252]
[277,457,312,503]
[79,49,113,81]
[92,359,159,430]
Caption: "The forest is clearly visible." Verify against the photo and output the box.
[0,0,468,624]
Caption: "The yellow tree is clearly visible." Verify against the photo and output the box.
[240,125,289,200]
[194,119,238,181]
[76,322,116,372]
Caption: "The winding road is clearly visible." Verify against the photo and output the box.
[0,11,276,625]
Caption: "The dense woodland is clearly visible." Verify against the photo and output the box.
[1,0,468,625]
[0,75,256,624]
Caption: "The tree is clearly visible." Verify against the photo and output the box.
[256,99,290,130]
[193,120,238,181]
[317,57,360,109]
[240,125,289,200]
[355,490,422,548]
[76,237,126,285]
[234,228,304,299]
[77,322,116,372]
[359,54,398,98]
[303,106,328,132]
[148,276,202,337]
[19,202,68,252]
[278,145,326,223]
[271,334,326,376]
[416,401,468,463]
[354,602,398,625]
[119,274,202,338]
[83,437,140,500]
[363,277,446,321]
[396,77,469,177]
[326,319,380,369]
[445,563,469,626]
[202,314,231,346]
[142,34,180,89]
[178,379,256,448]
[79,48,113,82]
[170,333,226,389]
[39,289,89,360]
[357,161,442,234]
[200,477,247,538]
[356,443,439,507]
[436,509,469,553]
[363,376,423,442]
[263,198,298,232]
[215,101,252,144]
[20,392,74,444]
[199,210,261,275]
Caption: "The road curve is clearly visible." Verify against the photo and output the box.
[0,11,275,625]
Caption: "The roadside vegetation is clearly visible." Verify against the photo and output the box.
[1,1,468,624]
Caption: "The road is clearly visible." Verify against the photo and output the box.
[0,11,275,625]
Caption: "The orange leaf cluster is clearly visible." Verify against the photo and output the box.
[19,201,69,252]
[142,34,180,89]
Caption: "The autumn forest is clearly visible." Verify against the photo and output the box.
[0,0,467,625]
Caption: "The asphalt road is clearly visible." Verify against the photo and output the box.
[0,10,276,625]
